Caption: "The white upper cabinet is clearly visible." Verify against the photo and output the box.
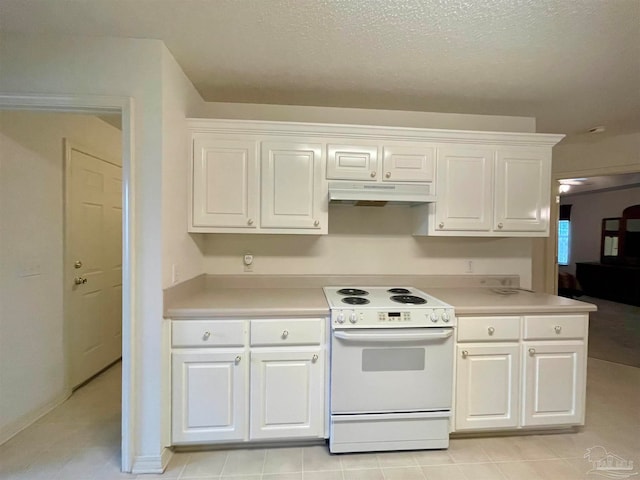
[327,144,379,181]
[433,146,494,232]
[261,141,326,231]
[382,143,435,182]
[414,144,554,237]
[494,149,551,233]
[326,142,435,183]
[191,137,259,229]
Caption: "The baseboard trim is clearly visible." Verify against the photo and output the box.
[0,389,72,445]
[131,447,172,475]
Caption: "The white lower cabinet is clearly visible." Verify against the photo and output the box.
[172,349,247,444]
[171,318,327,445]
[522,341,585,427]
[250,349,324,439]
[455,344,520,431]
[454,313,588,433]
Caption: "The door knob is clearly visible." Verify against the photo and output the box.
[74,276,87,285]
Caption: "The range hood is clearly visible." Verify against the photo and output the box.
[328,182,436,206]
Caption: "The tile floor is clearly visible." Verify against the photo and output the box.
[0,358,638,480]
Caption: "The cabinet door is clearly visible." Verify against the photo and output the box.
[382,144,435,182]
[327,144,378,181]
[191,138,258,229]
[455,344,520,431]
[522,342,585,427]
[434,147,494,231]
[494,149,550,233]
[261,142,326,231]
[172,350,247,444]
[250,349,324,440]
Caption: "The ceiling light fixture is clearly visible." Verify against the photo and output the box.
[559,184,571,193]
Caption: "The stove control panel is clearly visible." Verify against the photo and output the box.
[331,308,456,328]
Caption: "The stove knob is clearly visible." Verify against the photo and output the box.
[336,312,345,324]
[349,312,358,324]
[430,312,439,323]
[441,311,450,323]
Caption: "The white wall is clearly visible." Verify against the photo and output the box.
[559,186,640,276]
[0,111,121,443]
[203,207,535,288]
[553,132,640,175]
[197,101,537,133]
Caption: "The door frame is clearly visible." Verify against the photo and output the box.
[542,163,640,294]
[0,93,135,472]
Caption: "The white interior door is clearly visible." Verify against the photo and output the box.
[66,140,122,388]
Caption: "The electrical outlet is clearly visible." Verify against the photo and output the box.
[243,253,254,272]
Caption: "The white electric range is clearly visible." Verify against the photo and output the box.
[323,286,456,453]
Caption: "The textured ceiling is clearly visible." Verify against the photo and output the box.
[1,0,639,134]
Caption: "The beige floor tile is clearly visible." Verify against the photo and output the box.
[342,468,384,480]
[263,447,303,474]
[457,462,506,479]
[340,452,379,470]
[303,470,344,480]
[447,438,491,464]
[381,466,425,480]
[262,473,303,480]
[376,451,418,468]
[420,464,465,480]
[220,449,266,476]
[181,450,229,478]
[480,436,557,462]
[302,445,342,472]
[497,459,583,480]
[411,449,454,466]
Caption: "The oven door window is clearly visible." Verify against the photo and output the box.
[362,348,425,372]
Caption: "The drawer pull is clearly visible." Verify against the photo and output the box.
[282,330,289,339]
[487,326,495,335]
[312,354,318,362]
[554,325,562,334]
[529,348,536,355]
[370,171,376,178]
[202,331,211,340]
[235,355,241,363]
[461,350,469,358]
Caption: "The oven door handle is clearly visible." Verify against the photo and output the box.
[333,329,452,343]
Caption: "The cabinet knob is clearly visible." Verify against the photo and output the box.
[554,325,562,334]
[370,171,376,178]
[282,330,289,339]
[314,220,320,227]
[529,348,536,355]
[439,222,445,229]
[202,331,211,340]
[461,350,469,358]
[247,218,254,225]
[497,223,504,229]
[385,172,391,178]
[312,354,318,362]
[488,326,495,335]
[74,260,83,269]
[235,355,241,363]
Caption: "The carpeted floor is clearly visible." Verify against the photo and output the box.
[580,295,640,368]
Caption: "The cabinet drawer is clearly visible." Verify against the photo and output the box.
[457,316,521,342]
[172,320,245,347]
[251,319,323,346]
[524,314,587,340]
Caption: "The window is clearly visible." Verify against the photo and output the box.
[558,219,571,265]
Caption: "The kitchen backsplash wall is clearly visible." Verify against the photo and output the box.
[202,205,533,288]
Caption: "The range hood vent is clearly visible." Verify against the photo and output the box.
[328,182,436,206]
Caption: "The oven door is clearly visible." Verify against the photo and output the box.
[331,328,453,414]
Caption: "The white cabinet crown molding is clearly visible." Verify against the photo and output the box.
[187,119,565,147]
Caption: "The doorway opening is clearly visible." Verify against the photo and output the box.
[0,94,134,472]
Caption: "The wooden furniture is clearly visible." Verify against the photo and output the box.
[575,262,640,306]
[600,204,640,265]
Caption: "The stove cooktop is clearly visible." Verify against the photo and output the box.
[323,286,455,328]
